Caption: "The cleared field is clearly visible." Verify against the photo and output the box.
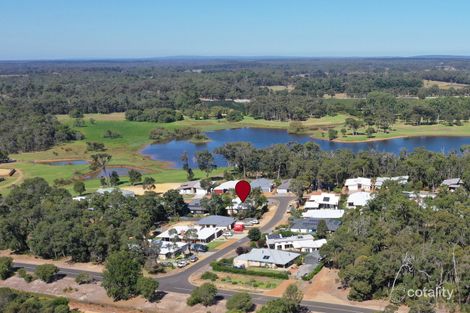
[4,112,469,195]
[423,79,469,90]
[262,84,295,92]
[316,120,470,142]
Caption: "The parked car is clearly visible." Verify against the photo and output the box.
[177,260,188,268]
[188,255,198,262]
[191,243,208,252]
[250,219,259,224]
[233,264,245,269]
[223,230,233,237]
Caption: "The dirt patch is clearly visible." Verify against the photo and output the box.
[121,183,181,195]
[0,250,104,273]
[0,275,228,313]
[264,279,298,297]
[301,267,389,311]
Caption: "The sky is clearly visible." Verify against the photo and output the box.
[1,0,470,60]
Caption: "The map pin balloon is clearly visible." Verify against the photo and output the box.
[235,180,251,203]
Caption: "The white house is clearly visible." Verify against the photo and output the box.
[441,178,463,191]
[233,248,300,269]
[250,178,274,193]
[374,176,409,189]
[213,180,240,194]
[347,192,373,208]
[266,234,326,253]
[178,180,206,195]
[302,209,344,219]
[304,192,340,209]
[157,225,224,243]
[290,218,342,233]
[344,177,372,193]
[277,179,292,194]
[96,188,135,197]
[157,241,189,260]
[225,197,251,215]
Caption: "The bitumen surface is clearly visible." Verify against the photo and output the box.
[14,195,377,313]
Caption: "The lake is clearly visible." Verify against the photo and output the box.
[45,160,89,166]
[140,128,470,168]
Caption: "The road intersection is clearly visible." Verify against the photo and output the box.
[14,195,377,313]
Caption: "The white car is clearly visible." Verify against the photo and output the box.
[250,219,259,224]
[177,260,188,268]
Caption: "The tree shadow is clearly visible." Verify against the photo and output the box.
[151,290,168,303]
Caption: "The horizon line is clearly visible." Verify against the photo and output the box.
[2,54,470,63]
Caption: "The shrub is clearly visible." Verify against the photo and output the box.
[210,260,289,280]
[186,283,218,307]
[226,292,253,312]
[0,257,13,280]
[136,276,159,301]
[201,271,218,282]
[17,268,34,283]
[301,263,323,281]
[75,273,93,285]
[35,264,59,283]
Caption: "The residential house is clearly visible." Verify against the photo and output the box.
[197,215,236,230]
[290,218,341,233]
[225,197,250,215]
[157,225,223,243]
[346,192,373,208]
[150,240,189,260]
[96,188,135,197]
[344,177,372,193]
[178,180,206,196]
[233,248,300,269]
[441,178,463,191]
[374,176,409,189]
[213,180,240,194]
[250,178,274,192]
[266,234,326,253]
[304,192,340,209]
[188,199,208,215]
[277,179,292,194]
[302,209,344,219]
[403,191,437,208]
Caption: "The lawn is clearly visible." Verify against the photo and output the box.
[3,112,469,194]
[206,240,226,251]
[319,120,470,142]
[1,113,346,194]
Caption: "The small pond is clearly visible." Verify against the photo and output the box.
[46,160,89,166]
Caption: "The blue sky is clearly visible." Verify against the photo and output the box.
[1,0,469,60]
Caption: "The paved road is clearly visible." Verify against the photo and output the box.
[14,195,377,313]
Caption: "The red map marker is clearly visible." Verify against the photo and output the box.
[235,180,251,202]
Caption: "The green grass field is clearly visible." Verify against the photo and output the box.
[2,112,469,195]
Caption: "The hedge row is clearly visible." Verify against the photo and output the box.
[210,261,289,280]
[301,263,323,281]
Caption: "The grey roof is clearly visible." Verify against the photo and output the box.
[178,180,202,189]
[290,218,341,232]
[441,178,462,187]
[278,179,292,189]
[250,178,274,189]
[96,188,135,197]
[266,234,282,240]
[235,248,300,265]
[188,199,207,212]
[197,215,236,227]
